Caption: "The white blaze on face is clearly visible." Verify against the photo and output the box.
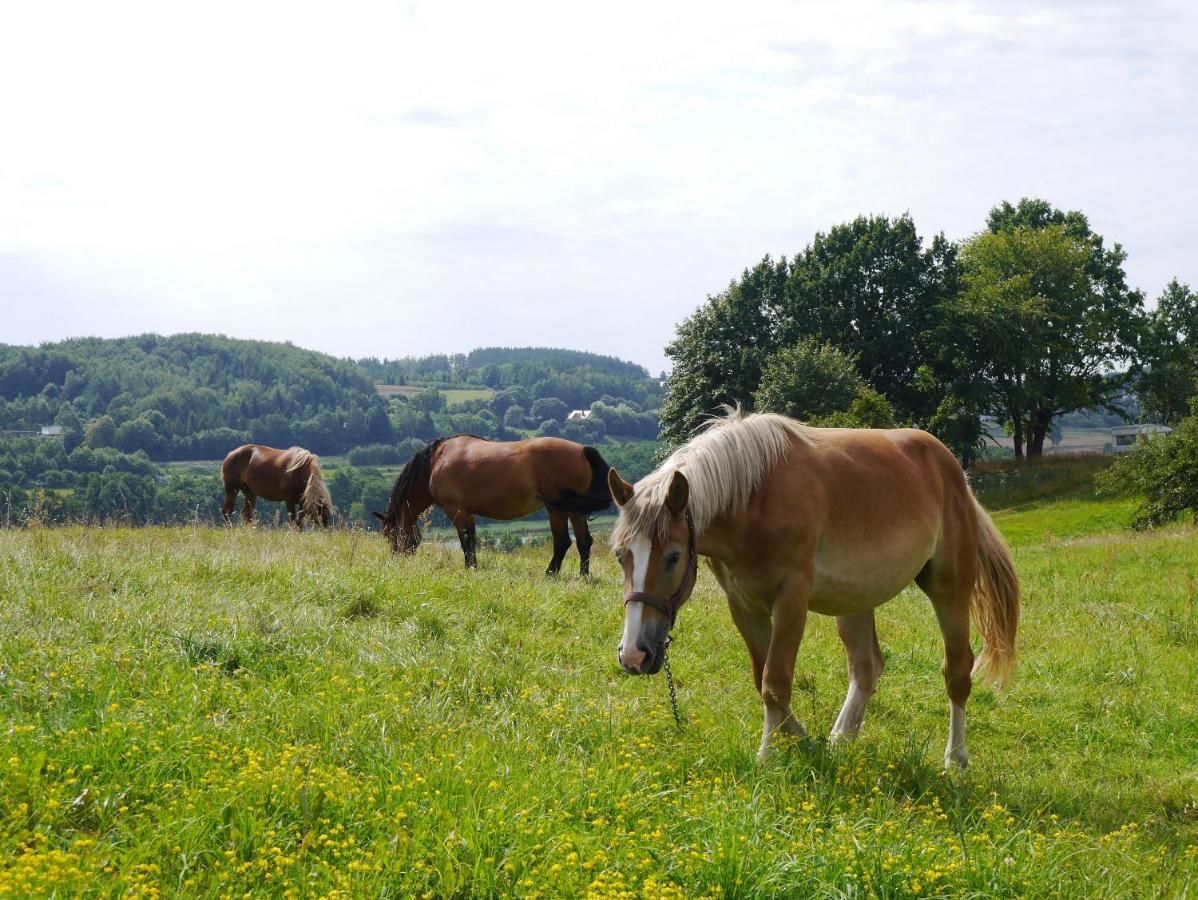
[618,534,652,668]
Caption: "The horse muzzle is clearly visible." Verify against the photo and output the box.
[617,639,665,676]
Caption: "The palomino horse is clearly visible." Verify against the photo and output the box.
[375,435,612,574]
[221,444,333,528]
[608,409,1020,769]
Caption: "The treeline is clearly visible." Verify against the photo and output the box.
[376,387,659,450]
[0,436,657,528]
[662,198,1196,464]
[0,435,393,527]
[358,347,663,410]
[0,334,395,460]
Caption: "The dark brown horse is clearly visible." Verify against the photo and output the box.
[221,444,333,528]
[374,435,612,573]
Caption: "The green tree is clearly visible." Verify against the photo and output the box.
[659,257,787,447]
[503,405,528,429]
[753,339,866,421]
[1136,279,1198,426]
[659,216,959,450]
[1098,399,1198,528]
[954,208,1142,460]
[530,397,568,423]
[84,415,116,449]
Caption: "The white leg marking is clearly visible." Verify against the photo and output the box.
[830,678,871,742]
[758,703,807,761]
[945,701,969,770]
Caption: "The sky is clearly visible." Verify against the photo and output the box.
[2,0,1195,374]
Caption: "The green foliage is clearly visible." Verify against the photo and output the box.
[359,347,663,411]
[659,256,790,447]
[956,200,1144,458]
[1098,401,1198,528]
[0,525,1194,897]
[1136,279,1198,426]
[0,334,395,459]
[970,453,1117,508]
[529,397,568,422]
[659,216,961,450]
[813,386,898,429]
[753,339,865,421]
[346,439,426,467]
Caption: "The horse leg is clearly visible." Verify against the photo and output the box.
[758,577,811,761]
[919,562,976,769]
[241,489,256,525]
[726,592,771,695]
[222,486,238,526]
[544,507,571,576]
[829,611,884,743]
[568,512,593,577]
[287,501,301,529]
[452,512,478,568]
[933,598,975,770]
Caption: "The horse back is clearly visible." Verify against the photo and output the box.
[739,427,970,615]
[429,436,599,519]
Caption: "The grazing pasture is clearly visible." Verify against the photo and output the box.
[1,506,1195,897]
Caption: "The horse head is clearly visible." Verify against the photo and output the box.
[373,504,420,555]
[609,467,699,676]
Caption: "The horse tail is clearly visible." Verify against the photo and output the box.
[554,445,613,515]
[301,456,332,521]
[387,439,443,547]
[970,495,1020,688]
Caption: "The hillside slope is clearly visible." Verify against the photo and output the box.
[0,334,395,458]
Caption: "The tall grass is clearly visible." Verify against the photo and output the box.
[0,516,1195,897]
[970,453,1115,509]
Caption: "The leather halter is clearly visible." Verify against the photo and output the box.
[623,510,698,630]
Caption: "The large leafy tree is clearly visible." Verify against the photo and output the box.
[658,256,784,447]
[953,200,1143,459]
[1136,279,1198,426]
[659,215,963,450]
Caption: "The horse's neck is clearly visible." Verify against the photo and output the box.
[693,508,743,565]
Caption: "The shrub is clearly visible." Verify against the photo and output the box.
[1098,401,1198,528]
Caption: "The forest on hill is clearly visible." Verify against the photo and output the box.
[356,346,662,410]
[0,334,395,459]
[0,335,663,526]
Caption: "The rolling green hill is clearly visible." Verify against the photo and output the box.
[0,334,394,459]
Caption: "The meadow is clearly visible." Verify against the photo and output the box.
[1,492,1196,897]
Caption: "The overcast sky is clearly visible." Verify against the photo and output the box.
[2,1,1194,374]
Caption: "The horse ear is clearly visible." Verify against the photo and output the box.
[372,511,386,522]
[607,468,634,507]
[665,471,689,516]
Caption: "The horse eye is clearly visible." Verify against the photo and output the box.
[665,551,682,570]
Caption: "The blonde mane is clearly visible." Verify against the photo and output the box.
[611,409,809,551]
[288,448,332,518]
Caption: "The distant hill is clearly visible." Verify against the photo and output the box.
[356,346,662,410]
[0,334,394,459]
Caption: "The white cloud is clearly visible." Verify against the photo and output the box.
[2,0,1195,370]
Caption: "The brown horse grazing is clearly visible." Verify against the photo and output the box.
[221,444,333,528]
[374,435,612,574]
[608,409,1020,769]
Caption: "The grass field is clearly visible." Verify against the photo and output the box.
[2,498,1196,897]
[374,386,496,408]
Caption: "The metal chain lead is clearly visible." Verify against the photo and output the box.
[662,636,682,729]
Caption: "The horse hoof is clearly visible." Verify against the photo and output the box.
[944,749,970,771]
